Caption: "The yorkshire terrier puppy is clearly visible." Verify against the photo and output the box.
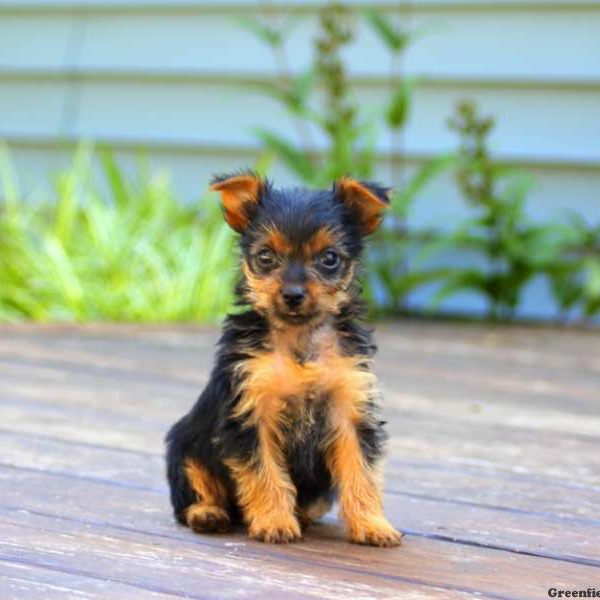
[166,171,402,547]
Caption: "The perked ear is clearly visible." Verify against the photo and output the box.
[210,171,263,232]
[335,177,391,235]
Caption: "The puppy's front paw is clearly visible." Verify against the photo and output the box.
[249,514,302,544]
[186,504,230,533]
[348,516,403,548]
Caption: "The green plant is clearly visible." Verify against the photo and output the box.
[241,3,372,185]
[241,2,451,313]
[546,213,600,322]
[437,101,565,320]
[0,143,236,322]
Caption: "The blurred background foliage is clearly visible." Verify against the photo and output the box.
[0,144,235,322]
[0,2,598,324]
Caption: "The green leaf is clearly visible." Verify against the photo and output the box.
[0,141,21,219]
[391,268,449,299]
[53,143,93,245]
[238,17,282,47]
[246,70,315,118]
[584,258,600,296]
[583,297,600,317]
[547,262,582,312]
[43,235,84,312]
[431,270,490,308]
[387,79,414,129]
[503,170,535,197]
[293,71,316,116]
[392,153,455,214]
[364,10,410,53]
[414,230,463,263]
[254,129,317,183]
[100,149,129,207]
[253,150,276,178]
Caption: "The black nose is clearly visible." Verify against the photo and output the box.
[282,285,306,308]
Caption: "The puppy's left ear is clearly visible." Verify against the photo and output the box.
[335,177,391,235]
[210,171,263,233]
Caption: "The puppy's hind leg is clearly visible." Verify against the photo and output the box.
[182,458,231,533]
[166,415,231,534]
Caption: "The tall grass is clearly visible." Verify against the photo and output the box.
[0,144,236,323]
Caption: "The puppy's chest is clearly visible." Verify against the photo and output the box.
[273,354,328,445]
[237,325,368,435]
[247,327,345,405]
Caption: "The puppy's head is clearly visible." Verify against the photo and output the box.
[211,171,390,327]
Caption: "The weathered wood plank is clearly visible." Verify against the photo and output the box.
[387,414,600,486]
[2,320,599,383]
[386,458,600,521]
[0,399,165,451]
[0,561,181,599]
[0,508,488,600]
[3,346,599,437]
[0,502,596,600]
[3,385,599,488]
[2,325,598,428]
[1,323,599,428]
[2,321,599,388]
[1,427,598,523]
[0,525,399,600]
[1,464,597,566]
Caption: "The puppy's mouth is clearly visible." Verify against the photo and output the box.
[274,306,319,325]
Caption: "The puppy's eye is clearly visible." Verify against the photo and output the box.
[319,249,340,270]
[256,248,276,269]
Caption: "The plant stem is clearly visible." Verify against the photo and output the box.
[261,0,316,158]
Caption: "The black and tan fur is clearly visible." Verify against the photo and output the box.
[165,171,402,546]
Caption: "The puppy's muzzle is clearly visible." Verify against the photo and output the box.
[281,285,306,310]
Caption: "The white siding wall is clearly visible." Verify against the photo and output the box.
[1,1,599,317]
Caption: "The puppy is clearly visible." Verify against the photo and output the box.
[166,172,401,546]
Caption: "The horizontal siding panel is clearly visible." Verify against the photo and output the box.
[70,81,600,163]
[406,10,600,80]
[78,11,600,80]
[0,81,70,136]
[0,15,76,70]
[361,84,600,163]
[5,142,600,224]
[2,80,597,165]
[72,81,294,149]
[5,134,599,174]
[1,68,599,91]
[2,10,599,81]
[1,1,599,11]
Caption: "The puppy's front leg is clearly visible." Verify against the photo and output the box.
[226,415,301,544]
[326,385,402,547]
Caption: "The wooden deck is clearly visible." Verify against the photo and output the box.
[0,321,598,599]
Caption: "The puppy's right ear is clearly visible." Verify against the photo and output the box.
[335,177,391,235]
[210,171,263,233]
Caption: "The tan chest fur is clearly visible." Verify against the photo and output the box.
[233,324,375,426]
